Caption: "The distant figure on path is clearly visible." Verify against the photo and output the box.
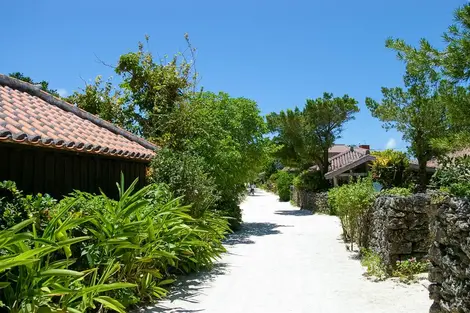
[249,183,255,196]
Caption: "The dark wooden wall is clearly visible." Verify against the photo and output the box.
[0,143,149,199]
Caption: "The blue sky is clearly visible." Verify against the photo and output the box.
[0,0,466,152]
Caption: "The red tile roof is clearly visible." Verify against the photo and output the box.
[324,148,375,179]
[0,74,156,161]
[310,146,375,179]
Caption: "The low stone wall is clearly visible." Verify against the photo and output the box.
[292,188,329,213]
[368,194,431,270]
[428,196,470,313]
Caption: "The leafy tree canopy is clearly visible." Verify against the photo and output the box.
[67,35,198,143]
[164,91,270,201]
[65,76,130,129]
[365,39,447,190]
[267,92,359,178]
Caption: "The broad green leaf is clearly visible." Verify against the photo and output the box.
[40,269,84,277]
[94,296,126,313]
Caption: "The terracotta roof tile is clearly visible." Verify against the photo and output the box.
[0,74,156,161]
[310,147,376,179]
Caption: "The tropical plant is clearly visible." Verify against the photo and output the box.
[0,175,230,312]
[370,150,411,189]
[0,204,134,313]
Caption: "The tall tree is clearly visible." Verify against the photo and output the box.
[442,4,470,81]
[115,35,198,141]
[67,35,198,143]
[365,38,446,191]
[267,92,359,180]
[8,72,60,97]
[165,92,269,200]
[432,3,470,151]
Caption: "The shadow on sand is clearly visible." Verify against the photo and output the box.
[223,222,290,245]
[140,263,229,312]
[274,209,312,217]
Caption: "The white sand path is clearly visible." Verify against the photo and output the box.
[143,190,431,313]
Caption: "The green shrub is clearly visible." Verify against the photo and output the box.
[149,148,219,218]
[432,155,470,197]
[276,171,293,202]
[371,150,411,188]
[267,172,279,192]
[0,175,230,313]
[381,187,412,196]
[0,181,56,231]
[360,248,387,280]
[292,170,328,191]
[328,177,377,249]
[392,257,430,283]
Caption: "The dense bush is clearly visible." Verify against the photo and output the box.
[267,173,279,193]
[149,148,219,218]
[0,181,56,230]
[276,171,293,202]
[328,177,377,249]
[292,170,328,191]
[161,92,270,228]
[371,150,411,188]
[0,177,229,313]
[432,155,470,197]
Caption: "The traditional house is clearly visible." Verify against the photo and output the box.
[0,74,156,198]
[310,145,375,186]
[312,144,437,186]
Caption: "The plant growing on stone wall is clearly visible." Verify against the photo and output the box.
[392,258,430,283]
[380,187,412,196]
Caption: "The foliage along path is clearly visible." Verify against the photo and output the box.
[144,190,430,313]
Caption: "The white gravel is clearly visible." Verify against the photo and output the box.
[143,190,431,313]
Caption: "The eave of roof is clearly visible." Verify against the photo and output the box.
[325,151,376,179]
[0,74,157,161]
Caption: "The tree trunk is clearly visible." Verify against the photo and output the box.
[319,149,330,187]
[417,156,428,192]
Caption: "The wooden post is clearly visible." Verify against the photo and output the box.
[333,176,338,187]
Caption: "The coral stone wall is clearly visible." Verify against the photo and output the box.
[292,188,329,213]
[368,194,431,270]
[428,196,470,313]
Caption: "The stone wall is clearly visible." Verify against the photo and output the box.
[368,194,431,270]
[428,196,470,313]
[292,188,329,213]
